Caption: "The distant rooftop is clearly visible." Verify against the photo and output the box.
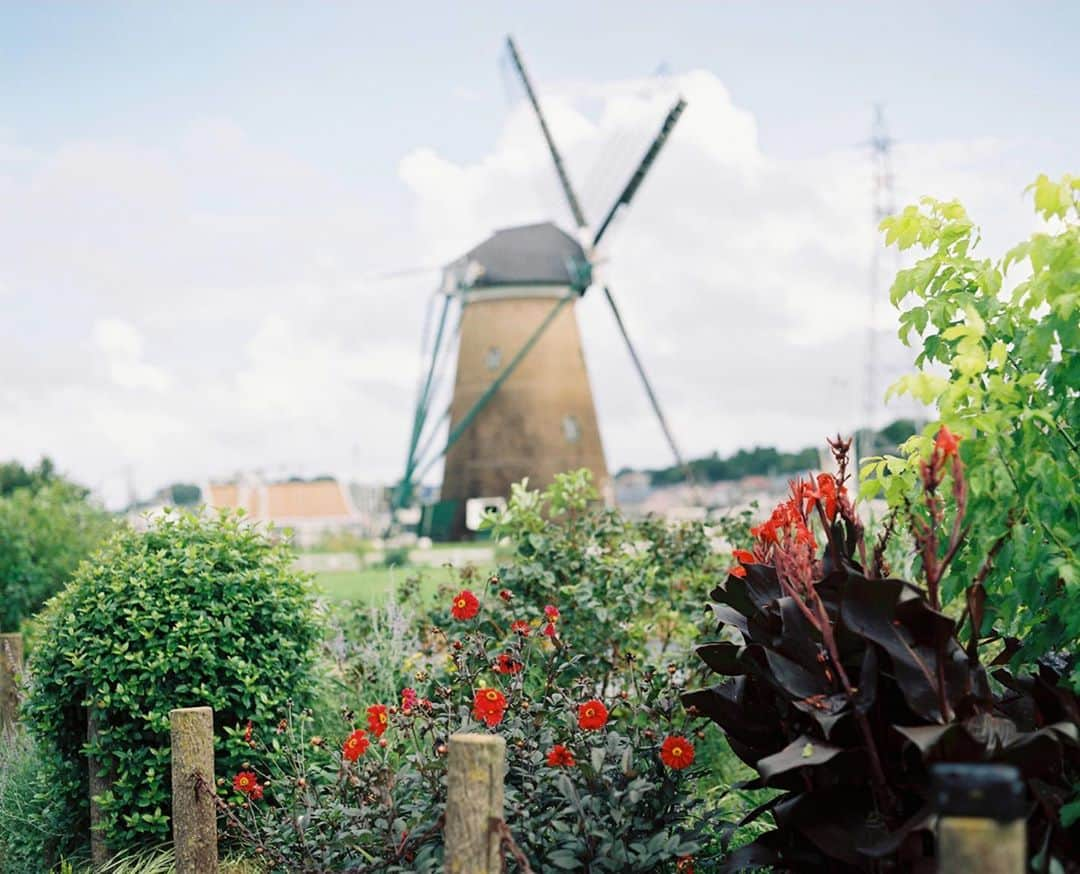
[443,222,590,292]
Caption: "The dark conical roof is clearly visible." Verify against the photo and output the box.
[444,222,590,292]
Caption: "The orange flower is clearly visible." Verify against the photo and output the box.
[546,744,576,767]
[729,565,747,578]
[935,425,962,460]
[472,687,507,727]
[451,589,480,620]
[578,699,608,731]
[366,704,389,737]
[342,729,370,761]
[660,735,695,769]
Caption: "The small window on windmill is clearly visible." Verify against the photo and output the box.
[485,346,502,371]
[562,414,582,444]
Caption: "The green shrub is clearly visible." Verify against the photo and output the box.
[0,481,114,632]
[21,510,321,859]
[220,569,703,871]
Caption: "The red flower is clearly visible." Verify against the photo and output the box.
[342,729,370,761]
[499,589,513,602]
[542,622,558,638]
[935,425,962,460]
[249,783,264,801]
[578,699,608,731]
[451,589,480,620]
[544,605,560,621]
[676,856,694,873]
[546,744,576,767]
[401,687,418,712]
[233,771,258,795]
[660,735,695,769]
[732,549,756,565]
[366,704,389,737]
[472,687,507,727]
[242,720,253,743]
[510,620,531,637]
[728,564,747,578]
[495,653,523,675]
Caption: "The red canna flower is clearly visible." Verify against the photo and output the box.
[728,564,747,578]
[342,729,370,761]
[660,735,695,769]
[366,704,389,737]
[494,653,523,675]
[935,425,962,460]
[233,771,258,795]
[578,699,608,731]
[510,620,531,637]
[546,744,576,767]
[732,549,756,565]
[451,589,480,620]
[472,687,507,727]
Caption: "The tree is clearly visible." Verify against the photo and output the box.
[863,174,1080,687]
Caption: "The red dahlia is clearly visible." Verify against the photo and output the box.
[451,589,480,620]
[366,704,389,737]
[495,653,523,675]
[660,735,695,769]
[546,744,576,767]
[472,687,507,727]
[342,729,370,762]
[578,699,608,731]
[232,770,258,795]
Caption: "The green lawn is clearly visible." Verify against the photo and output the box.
[312,564,474,603]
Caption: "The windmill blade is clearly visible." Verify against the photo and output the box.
[601,285,697,487]
[592,96,686,249]
[505,35,588,230]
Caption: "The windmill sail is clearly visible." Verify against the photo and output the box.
[505,35,588,230]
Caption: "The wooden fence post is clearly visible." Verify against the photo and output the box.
[444,733,506,874]
[933,763,1026,873]
[170,706,218,874]
[87,707,114,869]
[0,632,23,734]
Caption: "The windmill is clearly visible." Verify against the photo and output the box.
[395,35,691,539]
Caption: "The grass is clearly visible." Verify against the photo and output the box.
[312,563,481,603]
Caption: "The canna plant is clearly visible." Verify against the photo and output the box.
[683,435,1079,871]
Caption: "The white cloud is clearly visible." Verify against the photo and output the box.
[0,70,1053,506]
[94,319,171,391]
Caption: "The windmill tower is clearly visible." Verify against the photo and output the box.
[396,36,690,539]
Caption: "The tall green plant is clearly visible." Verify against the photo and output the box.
[21,511,321,860]
[863,174,1080,686]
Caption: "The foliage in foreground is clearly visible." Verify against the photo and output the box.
[219,573,703,872]
[20,511,321,862]
[865,174,1080,687]
[0,479,114,632]
[685,436,1079,871]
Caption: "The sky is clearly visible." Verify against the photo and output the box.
[1,2,1077,507]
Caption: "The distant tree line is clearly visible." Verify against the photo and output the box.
[632,418,921,486]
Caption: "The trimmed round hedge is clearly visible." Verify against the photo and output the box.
[22,510,321,858]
